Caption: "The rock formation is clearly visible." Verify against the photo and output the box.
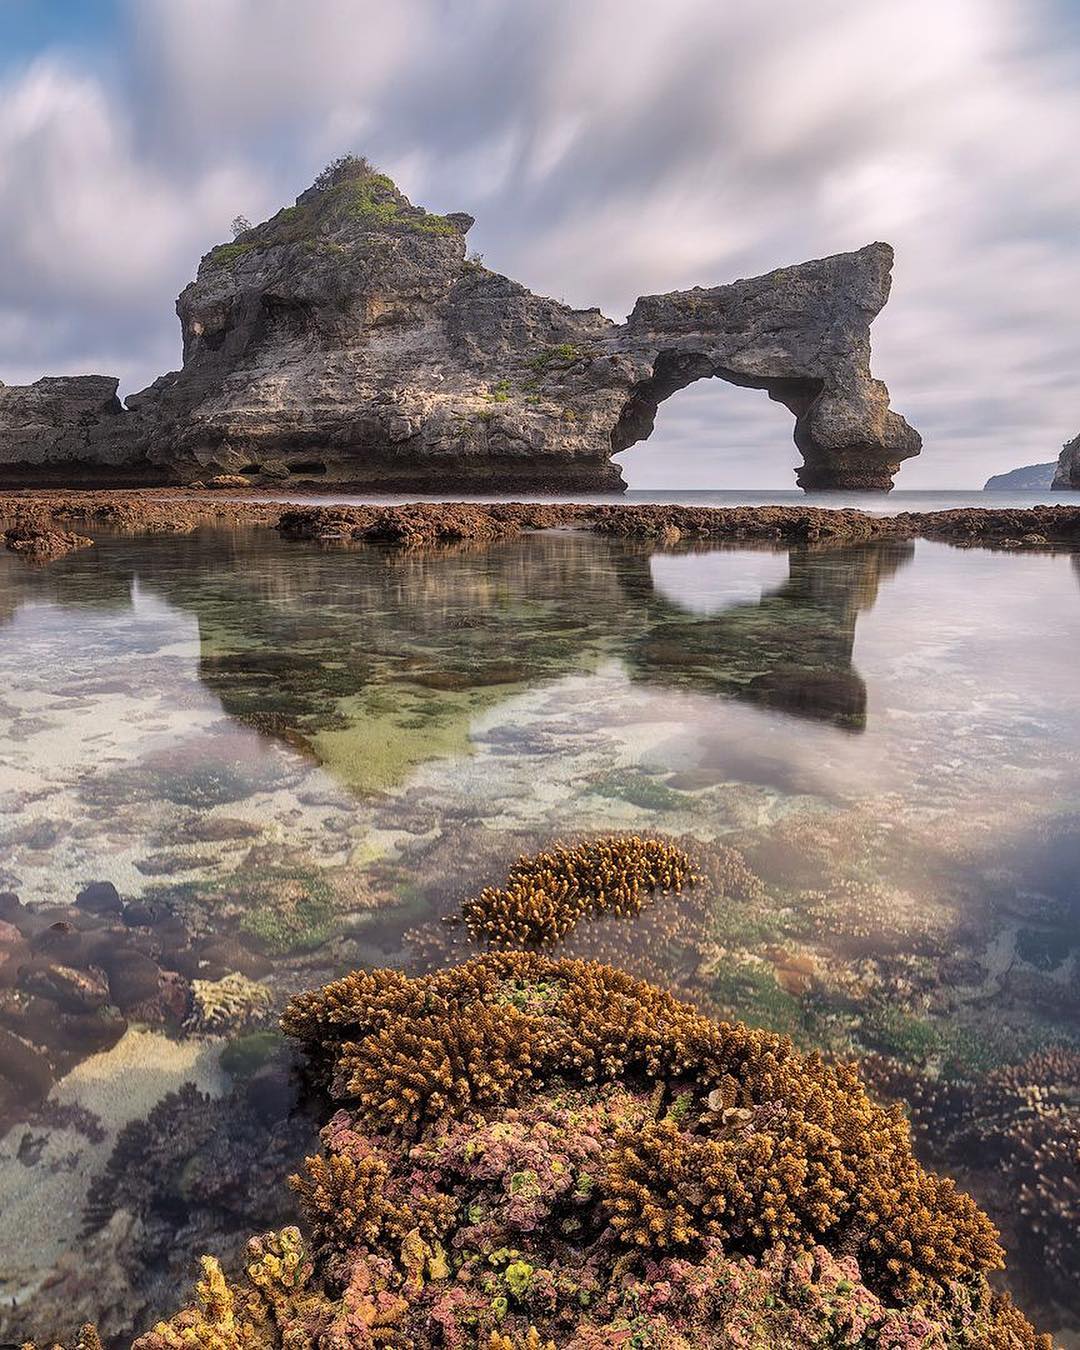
[1051,432,1080,489]
[0,377,138,482]
[0,157,921,491]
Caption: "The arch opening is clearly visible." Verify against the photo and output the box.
[612,356,823,489]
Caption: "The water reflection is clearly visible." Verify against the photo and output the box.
[0,528,1078,1343]
[1,530,917,786]
[628,542,914,728]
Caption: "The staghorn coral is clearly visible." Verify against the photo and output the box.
[459,835,697,948]
[290,1111,457,1251]
[405,836,765,1025]
[282,952,1003,1301]
[28,957,1052,1349]
[115,1072,1046,1350]
[487,1330,555,1350]
[333,1001,568,1137]
[864,1046,1080,1303]
[801,879,950,957]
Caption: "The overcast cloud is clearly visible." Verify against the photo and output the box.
[1,0,1078,487]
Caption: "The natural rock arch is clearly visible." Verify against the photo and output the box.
[610,355,824,485]
[607,244,920,490]
[0,161,921,492]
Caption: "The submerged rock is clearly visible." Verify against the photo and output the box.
[76,881,123,917]
[0,156,920,492]
[3,524,93,560]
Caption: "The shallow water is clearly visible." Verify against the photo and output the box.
[0,526,1078,1342]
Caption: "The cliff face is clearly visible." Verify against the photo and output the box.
[1052,433,1080,489]
[0,159,922,491]
[0,376,145,483]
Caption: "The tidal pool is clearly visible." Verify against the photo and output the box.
[0,526,1077,1344]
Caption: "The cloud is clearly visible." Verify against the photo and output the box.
[1,0,1079,486]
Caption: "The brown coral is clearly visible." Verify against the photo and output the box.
[282,951,1003,1300]
[460,835,697,948]
[291,1112,457,1250]
[863,1045,1080,1302]
[28,956,1053,1349]
[487,1331,556,1350]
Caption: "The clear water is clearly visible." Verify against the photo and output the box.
[0,526,1077,1342]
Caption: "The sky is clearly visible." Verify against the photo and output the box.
[1,0,1079,488]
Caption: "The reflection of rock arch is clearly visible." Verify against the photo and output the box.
[624,542,915,730]
[0,531,914,790]
[648,548,792,616]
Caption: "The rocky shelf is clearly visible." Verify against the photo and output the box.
[0,156,920,494]
[2,492,1080,555]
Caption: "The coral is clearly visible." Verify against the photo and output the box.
[82,1084,219,1235]
[487,1330,554,1350]
[34,952,1052,1348]
[865,1046,1080,1303]
[282,952,1003,1302]
[801,879,949,957]
[80,1072,312,1275]
[21,1325,105,1350]
[129,1228,324,1349]
[406,836,765,1023]
[460,835,697,948]
[334,1001,567,1138]
[185,973,273,1034]
[290,1111,457,1251]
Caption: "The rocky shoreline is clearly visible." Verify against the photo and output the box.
[2,491,1080,554]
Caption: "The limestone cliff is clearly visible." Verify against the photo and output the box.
[1052,433,1080,489]
[0,157,921,491]
[0,376,139,482]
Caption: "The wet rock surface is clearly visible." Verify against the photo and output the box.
[5,490,1080,552]
[4,524,94,560]
[0,880,284,1131]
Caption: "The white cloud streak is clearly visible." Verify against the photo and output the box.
[1,0,1078,486]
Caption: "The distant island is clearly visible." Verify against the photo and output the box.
[0,155,920,494]
[984,462,1058,490]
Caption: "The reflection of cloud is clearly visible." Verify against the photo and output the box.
[0,589,215,785]
[649,547,791,615]
[3,1,1080,484]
